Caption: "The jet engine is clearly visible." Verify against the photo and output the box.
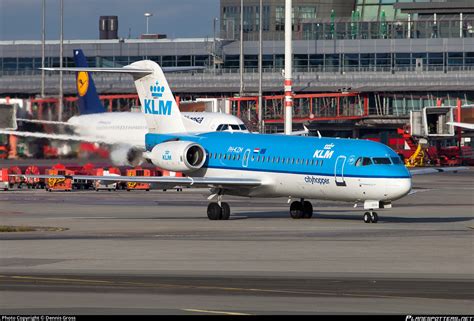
[149,141,206,173]
[110,145,144,167]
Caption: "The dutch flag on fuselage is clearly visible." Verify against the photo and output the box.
[253,148,266,154]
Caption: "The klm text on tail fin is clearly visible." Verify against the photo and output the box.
[128,60,186,134]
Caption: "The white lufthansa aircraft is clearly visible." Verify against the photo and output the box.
[0,50,248,165]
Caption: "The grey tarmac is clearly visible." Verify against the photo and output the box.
[0,168,473,314]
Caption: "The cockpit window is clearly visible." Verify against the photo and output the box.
[372,157,392,165]
[217,124,243,131]
[355,157,373,166]
[391,156,402,164]
[239,124,247,130]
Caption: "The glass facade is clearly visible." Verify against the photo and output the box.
[356,0,447,21]
[2,51,474,74]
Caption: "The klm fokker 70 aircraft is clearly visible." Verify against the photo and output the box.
[35,60,417,223]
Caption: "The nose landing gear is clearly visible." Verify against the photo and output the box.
[290,199,313,219]
[363,211,378,223]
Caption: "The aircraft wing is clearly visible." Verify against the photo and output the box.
[0,129,106,144]
[446,122,474,130]
[13,174,262,189]
[16,119,75,126]
[409,166,469,175]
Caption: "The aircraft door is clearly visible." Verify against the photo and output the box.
[334,156,347,187]
[242,149,250,168]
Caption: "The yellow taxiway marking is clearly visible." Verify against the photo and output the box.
[0,275,421,300]
[1,275,112,284]
[183,309,250,316]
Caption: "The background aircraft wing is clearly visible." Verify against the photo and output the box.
[0,129,106,144]
[14,174,261,189]
[16,119,75,126]
[446,122,474,130]
[409,166,469,175]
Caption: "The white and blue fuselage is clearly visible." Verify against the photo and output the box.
[146,132,412,203]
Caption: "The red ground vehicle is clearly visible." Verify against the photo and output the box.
[8,166,23,189]
[126,167,153,191]
[45,165,74,192]
[0,168,9,191]
[25,166,44,189]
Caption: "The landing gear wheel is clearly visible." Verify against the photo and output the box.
[290,201,304,219]
[220,202,231,220]
[302,201,313,219]
[207,202,222,220]
[363,212,371,223]
[370,212,378,223]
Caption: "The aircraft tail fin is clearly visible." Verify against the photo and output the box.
[73,49,106,115]
[128,60,186,134]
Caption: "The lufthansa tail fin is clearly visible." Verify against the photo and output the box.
[128,60,186,134]
[73,49,106,115]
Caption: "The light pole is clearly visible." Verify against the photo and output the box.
[59,0,64,122]
[239,0,244,96]
[213,17,218,70]
[258,0,263,133]
[144,12,153,34]
[41,0,45,98]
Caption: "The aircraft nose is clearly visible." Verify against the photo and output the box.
[388,177,412,200]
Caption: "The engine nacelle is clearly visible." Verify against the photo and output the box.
[149,141,206,173]
[110,146,144,167]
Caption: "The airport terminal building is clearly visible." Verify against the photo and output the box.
[1,0,474,135]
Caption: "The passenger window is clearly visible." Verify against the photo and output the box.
[320,160,324,166]
[223,154,227,160]
[372,157,391,165]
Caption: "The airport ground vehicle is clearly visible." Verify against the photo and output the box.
[0,168,9,190]
[45,168,74,192]
[126,167,152,191]
[94,167,121,191]
[24,166,44,189]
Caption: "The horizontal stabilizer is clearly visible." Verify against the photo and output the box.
[41,66,204,74]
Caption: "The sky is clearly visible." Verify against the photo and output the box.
[0,0,220,41]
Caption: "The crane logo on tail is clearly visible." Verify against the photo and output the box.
[77,72,89,97]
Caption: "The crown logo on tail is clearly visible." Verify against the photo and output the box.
[150,81,165,98]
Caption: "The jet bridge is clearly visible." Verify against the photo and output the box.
[410,106,455,137]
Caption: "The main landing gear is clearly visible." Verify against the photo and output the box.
[207,202,231,220]
[363,211,378,223]
[289,199,313,219]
